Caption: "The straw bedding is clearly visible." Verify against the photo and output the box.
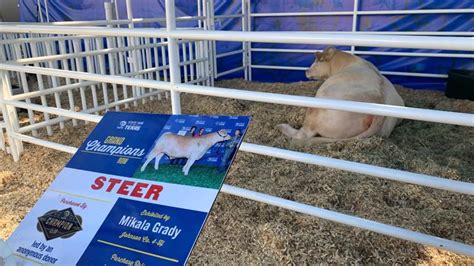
[1,79,473,264]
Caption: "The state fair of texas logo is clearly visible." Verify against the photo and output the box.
[117,121,143,131]
[117,121,127,129]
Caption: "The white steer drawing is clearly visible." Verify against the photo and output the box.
[140,129,231,175]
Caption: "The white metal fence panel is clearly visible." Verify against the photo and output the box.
[245,0,474,81]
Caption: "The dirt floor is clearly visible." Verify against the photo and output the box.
[1,79,473,264]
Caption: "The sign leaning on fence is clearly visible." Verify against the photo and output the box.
[7,112,251,265]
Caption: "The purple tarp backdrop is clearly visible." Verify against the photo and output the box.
[20,0,474,90]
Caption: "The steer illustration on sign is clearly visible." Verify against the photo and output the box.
[141,129,231,175]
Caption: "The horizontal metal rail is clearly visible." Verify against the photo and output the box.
[250,47,467,79]
[215,14,244,19]
[250,9,474,17]
[216,49,245,58]
[251,48,474,59]
[1,25,472,51]
[251,11,355,17]
[251,64,449,78]
[1,64,473,127]
[354,50,474,58]
[0,16,205,27]
[11,38,201,65]
[380,71,447,78]
[251,64,307,71]
[0,34,92,46]
[16,90,163,134]
[6,130,474,257]
[240,143,474,195]
[344,31,474,36]
[13,41,167,65]
[174,84,473,127]
[11,133,78,154]
[168,30,474,51]
[221,184,474,257]
[216,66,245,78]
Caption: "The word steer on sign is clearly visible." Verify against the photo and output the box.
[91,176,163,200]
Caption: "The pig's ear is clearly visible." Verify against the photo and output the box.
[322,47,337,61]
[315,51,323,61]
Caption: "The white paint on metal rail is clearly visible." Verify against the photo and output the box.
[240,143,474,195]
[216,66,246,78]
[1,25,472,51]
[250,8,474,17]
[168,30,474,51]
[251,48,474,59]
[251,64,449,78]
[221,184,474,257]
[216,49,245,58]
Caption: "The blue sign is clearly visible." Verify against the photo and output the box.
[7,112,251,265]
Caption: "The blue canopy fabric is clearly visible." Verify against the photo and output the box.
[20,0,474,90]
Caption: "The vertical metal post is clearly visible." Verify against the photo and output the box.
[58,40,78,126]
[246,0,252,81]
[104,1,120,111]
[44,0,50,22]
[30,44,53,135]
[0,41,7,151]
[144,37,154,101]
[188,42,195,83]
[153,39,160,81]
[95,38,110,110]
[109,1,129,108]
[202,0,211,86]
[0,71,22,161]
[138,37,146,104]
[12,44,38,136]
[104,1,115,25]
[92,40,100,77]
[72,39,89,123]
[165,0,182,114]
[84,39,99,115]
[0,122,5,152]
[68,40,77,72]
[159,37,170,99]
[242,0,248,80]
[116,37,130,108]
[37,0,44,23]
[182,42,188,83]
[113,0,120,26]
[152,39,162,100]
[0,40,8,151]
[126,0,140,106]
[44,41,64,129]
[208,0,216,86]
[196,0,204,85]
[351,0,359,53]
[126,0,134,27]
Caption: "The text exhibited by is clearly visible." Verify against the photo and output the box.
[8,112,250,265]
